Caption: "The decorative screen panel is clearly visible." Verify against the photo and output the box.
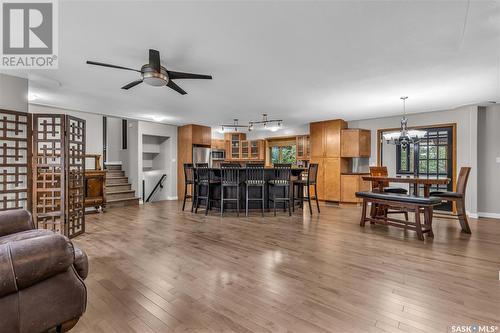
[32,114,65,234]
[66,116,85,237]
[0,110,31,211]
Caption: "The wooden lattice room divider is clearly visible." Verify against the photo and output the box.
[0,110,32,211]
[31,114,86,238]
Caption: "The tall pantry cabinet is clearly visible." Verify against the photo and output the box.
[309,120,348,201]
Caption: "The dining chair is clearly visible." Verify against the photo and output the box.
[369,166,408,221]
[430,167,472,234]
[369,166,408,194]
[268,163,292,216]
[220,163,242,216]
[292,163,320,215]
[244,163,266,216]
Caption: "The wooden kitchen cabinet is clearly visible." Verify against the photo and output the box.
[310,122,325,158]
[341,174,371,203]
[309,119,348,201]
[191,125,212,146]
[211,139,225,150]
[223,133,264,161]
[296,135,310,160]
[341,129,371,157]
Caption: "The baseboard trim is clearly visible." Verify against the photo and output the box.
[105,161,122,165]
[167,196,178,201]
[477,212,500,219]
[466,211,478,218]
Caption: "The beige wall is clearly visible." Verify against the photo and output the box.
[477,105,500,217]
[0,74,28,112]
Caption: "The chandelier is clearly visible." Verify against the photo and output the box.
[383,97,426,150]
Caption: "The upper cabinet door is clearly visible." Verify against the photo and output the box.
[324,120,347,158]
[310,122,325,157]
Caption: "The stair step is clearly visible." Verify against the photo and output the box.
[105,164,122,171]
[106,170,125,177]
[106,190,136,200]
[106,177,128,185]
[106,183,131,191]
[107,197,140,208]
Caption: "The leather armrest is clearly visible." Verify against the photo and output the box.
[0,233,74,296]
[73,245,89,280]
[0,210,34,237]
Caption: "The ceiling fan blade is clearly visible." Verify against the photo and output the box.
[121,80,143,90]
[166,80,187,95]
[167,70,212,80]
[149,49,161,73]
[86,61,140,72]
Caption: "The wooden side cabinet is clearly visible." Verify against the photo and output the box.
[341,129,371,157]
[341,174,371,203]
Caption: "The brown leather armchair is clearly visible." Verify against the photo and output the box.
[0,210,88,333]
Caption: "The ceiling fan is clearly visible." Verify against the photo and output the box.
[86,49,212,95]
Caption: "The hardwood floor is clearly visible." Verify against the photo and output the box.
[72,201,500,333]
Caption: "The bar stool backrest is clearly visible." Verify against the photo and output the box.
[221,163,240,185]
[196,163,210,182]
[183,163,194,183]
[273,163,292,183]
[245,163,265,182]
[369,166,390,189]
[456,167,471,195]
[307,163,319,185]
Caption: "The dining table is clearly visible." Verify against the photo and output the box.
[362,175,451,197]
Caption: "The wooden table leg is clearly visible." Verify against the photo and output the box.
[414,207,424,241]
[360,199,367,227]
[423,184,431,197]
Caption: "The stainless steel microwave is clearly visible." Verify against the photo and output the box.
[211,149,225,160]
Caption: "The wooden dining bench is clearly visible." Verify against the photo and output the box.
[355,191,442,240]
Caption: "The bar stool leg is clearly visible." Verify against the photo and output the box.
[261,186,265,217]
[314,184,320,213]
[245,185,249,217]
[220,185,224,217]
[182,184,188,211]
[292,184,295,213]
[205,183,210,216]
[307,184,313,216]
[288,186,291,216]
[237,185,240,217]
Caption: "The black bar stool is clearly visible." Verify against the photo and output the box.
[194,163,220,215]
[268,163,292,216]
[245,163,265,216]
[220,163,242,216]
[292,163,320,215]
[182,163,196,211]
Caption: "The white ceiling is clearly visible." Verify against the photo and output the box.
[3,0,500,128]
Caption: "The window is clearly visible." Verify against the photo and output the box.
[396,126,453,210]
[271,145,296,164]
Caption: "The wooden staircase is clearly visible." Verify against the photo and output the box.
[105,164,140,208]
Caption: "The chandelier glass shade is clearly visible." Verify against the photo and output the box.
[383,97,426,150]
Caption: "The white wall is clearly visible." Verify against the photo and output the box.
[0,74,28,112]
[29,104,104,168]
[477,106,500,217]
[122,121,178,201]
[348,105,479,216]
[106,117,122,162]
